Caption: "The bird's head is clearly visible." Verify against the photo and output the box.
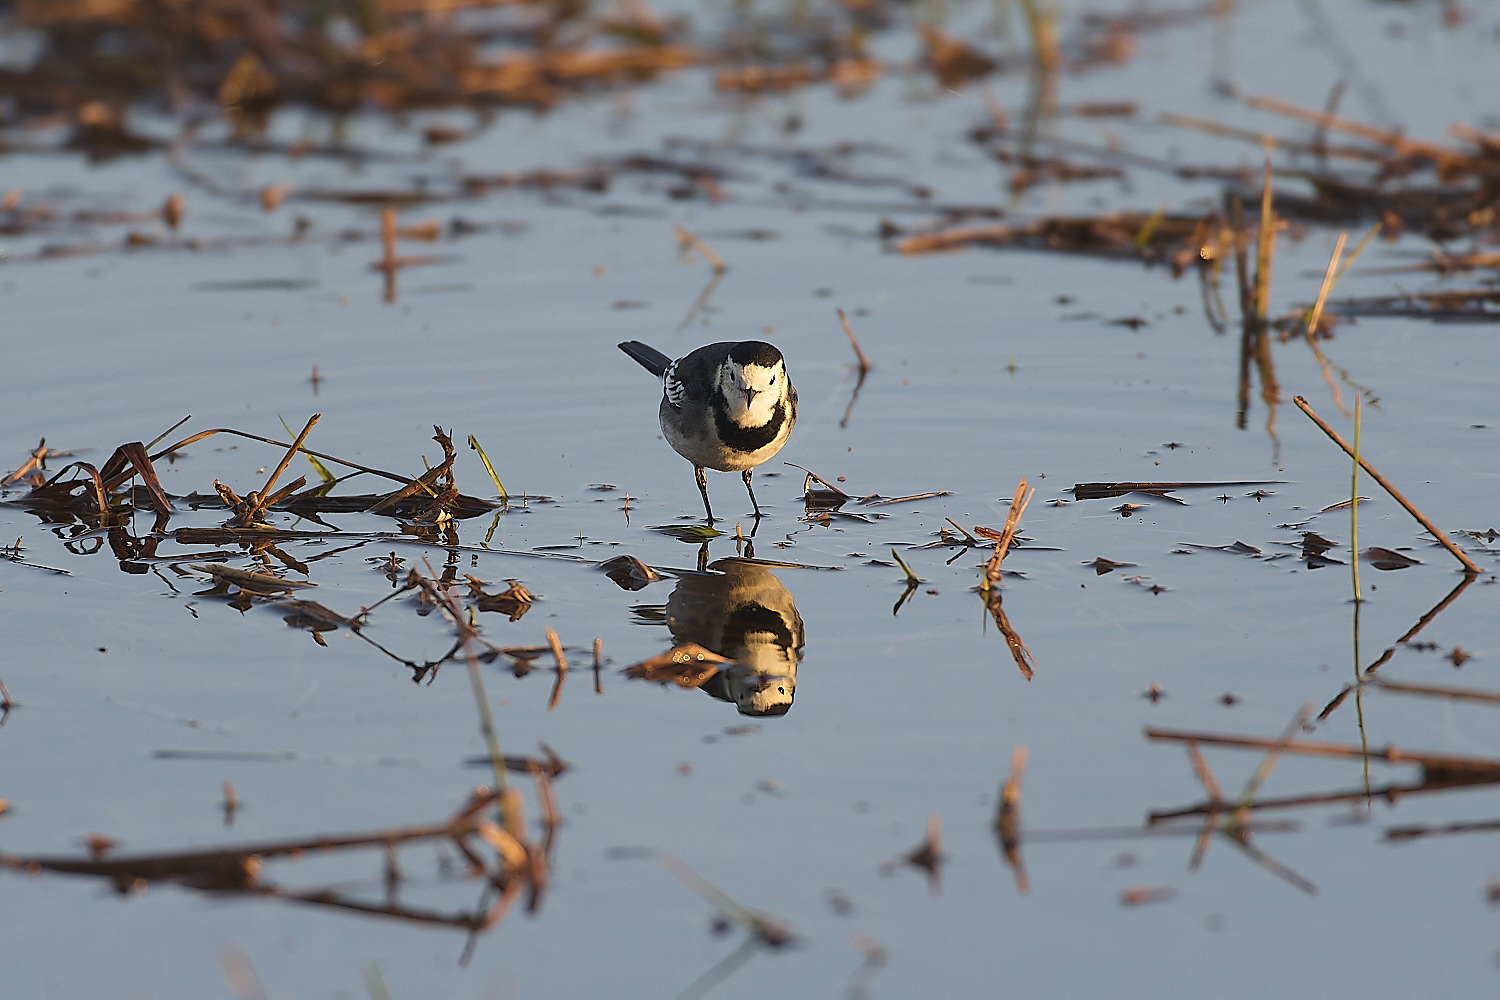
[717,342,789,426]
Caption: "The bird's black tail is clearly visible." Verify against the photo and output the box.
[618,341,672,377]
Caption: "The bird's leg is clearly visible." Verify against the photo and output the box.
[742,470,764,518]
[695,465,716,522]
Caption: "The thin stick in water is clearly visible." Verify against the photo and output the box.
[1293,396,1479,574]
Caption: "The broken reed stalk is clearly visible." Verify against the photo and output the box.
[260,413,320,501]
[1292,396,1480,574]
[1373,678,1500,705]
[944,517,977,546]
[890,548,920,583]
[784,463,850,499]
[1,444,44,488]
[544,627,567,711]
[1332,219,1381,286]
[145,414,192,451]
[836,308,872,373]
[214,415,320,526]
[1,786,504,883]
[672,223,725,273]
[1243,93,1479,173]
[1131,202,1168,250]
[1254,150,1276,329]
[380,204,397,259]
[1147,727,1500,777]
[1350,396,1362,602]
[1304,231,1349,414]
[467,435,509,502]
[1229,195,1254,428]
[1017,0,1060,73]
[984,478,1034,590]
[151,427,410,484]
[1311,80,1346,166]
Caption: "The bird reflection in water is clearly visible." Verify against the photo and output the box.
[635,558,804,717]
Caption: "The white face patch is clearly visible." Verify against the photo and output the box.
[718,359,785,426]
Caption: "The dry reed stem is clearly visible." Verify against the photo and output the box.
[163,190,184,230]
[979,480,1037,680]
[1372,679,1500,705]
[897,222,1011,254]
[1244,94,1480,173]
[545,627,568,710]
[1160,113,1280,154]
[783,463,850,499]
[380,206,398,302]
[221,781,238,826]
[151,427,410,484]
[1304,231,1349,414]
[672,224,725,273]
[1292,396,1479,573]
[259,413,320,502]
[836,308,872,373]
[1017,0,1060,73]
[1253,151,1276,327]
[1147,727,1500,777]
[2,440,50,486]
[1153,776,1445,823]
[2,786,504,883]
[985,478,1034,584]
[545,628,567,672]
[943,518,977,545]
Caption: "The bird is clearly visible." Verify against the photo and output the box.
[618,340,797,522]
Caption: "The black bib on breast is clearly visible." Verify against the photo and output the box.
[710,393,789,453]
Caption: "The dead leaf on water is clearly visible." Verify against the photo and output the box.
[621,643,730,687]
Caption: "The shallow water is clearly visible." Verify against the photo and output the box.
[3,0,1500,996]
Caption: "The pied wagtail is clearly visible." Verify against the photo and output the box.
[619,340,797,522]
